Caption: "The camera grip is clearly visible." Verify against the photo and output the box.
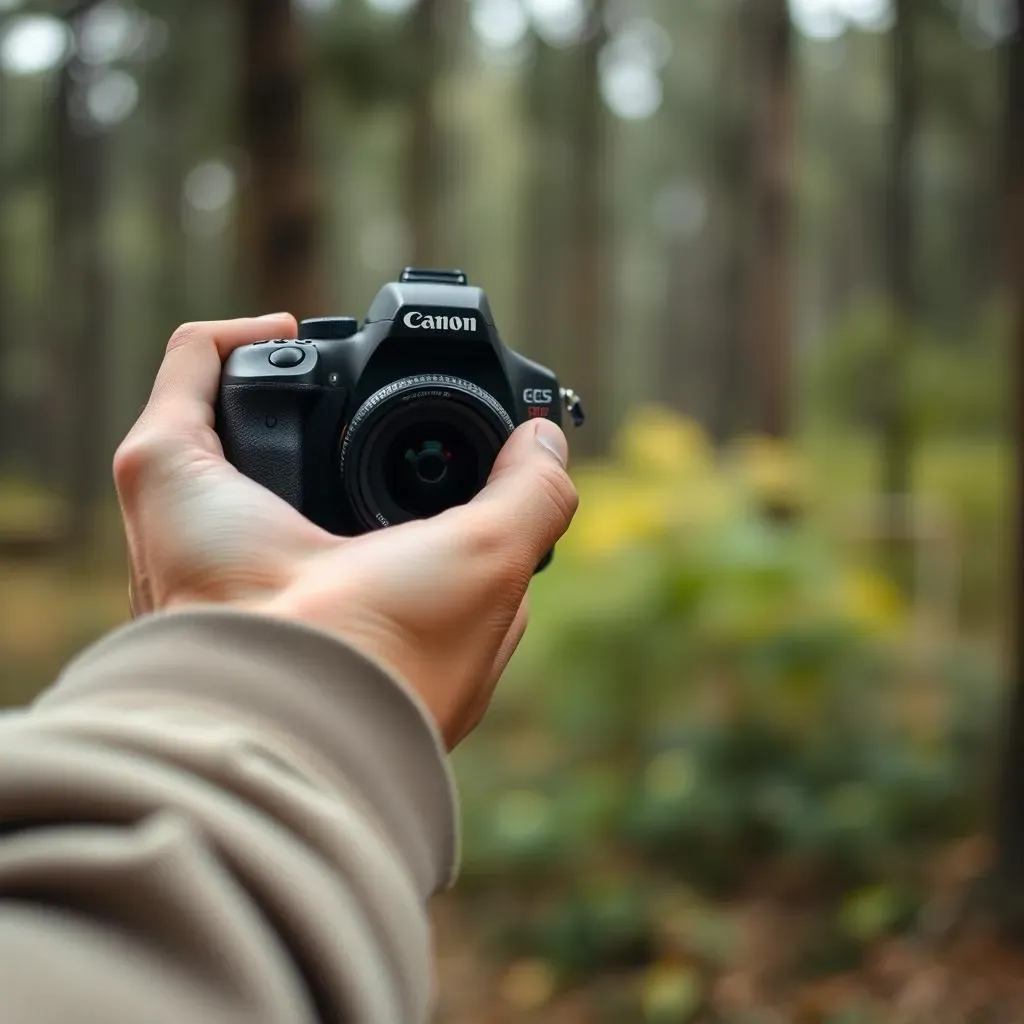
[217,384,308,509]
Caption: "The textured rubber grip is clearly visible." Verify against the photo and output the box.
[217,384,307,509]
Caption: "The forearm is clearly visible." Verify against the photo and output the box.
[0,609,458,1024]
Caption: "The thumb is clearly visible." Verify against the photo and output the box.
[469,419,579,575]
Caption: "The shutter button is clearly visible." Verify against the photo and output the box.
[268,347,305,368]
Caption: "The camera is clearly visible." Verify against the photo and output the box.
[216,268,584,569]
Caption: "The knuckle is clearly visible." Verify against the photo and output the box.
[166,322,206,353]
[112,441,145,498]
[112,430,163,498]
[534,458,579,527]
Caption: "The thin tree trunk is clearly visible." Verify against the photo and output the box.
[565,0,611,456]
[881,0,918,499]
[659,230,702,416]
[0,61,11,475]
[992,0,1024,937]
[239,0,322,316]
[50,3,112,553]
[405,0,445,267]
[701,1,756,443]
[518,37,567,364]
[146,0,190,378]
[747,0,794,438]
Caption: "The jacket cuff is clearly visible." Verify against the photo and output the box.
[34,607,460,895]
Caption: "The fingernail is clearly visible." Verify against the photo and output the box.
[533,419,568,467]
[257,312,290,320]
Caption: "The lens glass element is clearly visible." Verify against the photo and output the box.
[384,421,479,517]
[340,376,514,530]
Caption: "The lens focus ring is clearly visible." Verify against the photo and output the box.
[341,375,515,466]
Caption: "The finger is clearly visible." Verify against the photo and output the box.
[143,314,297,435]
[114,314,298,509]
[466,419,578,578]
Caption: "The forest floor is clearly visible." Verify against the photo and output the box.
[431,845,1024,1023]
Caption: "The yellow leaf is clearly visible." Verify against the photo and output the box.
[641,964,704,1022]
[564,483,671,560]
[499,959,556,1011]
[732,436,807,507]
[839,568,905,632]
[615,406,714,480]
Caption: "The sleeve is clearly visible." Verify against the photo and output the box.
[0,607,459,1024]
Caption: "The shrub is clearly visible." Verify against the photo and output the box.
[454,408,1001,986]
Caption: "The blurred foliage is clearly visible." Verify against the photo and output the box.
[806,297,1012,438]
[802,299,1012,630]
[0,0,1017,1018]
[0,477,66,537]
[451,408,1002,1013]
[0,410,1013,1020]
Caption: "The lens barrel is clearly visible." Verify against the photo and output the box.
[340,375,514,530]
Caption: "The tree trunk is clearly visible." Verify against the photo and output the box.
[747,0,794,438]
[146,0,191,377]
[701,1,756,443]
[405,0,446,267]
[49,3,113,554]
[518,37,569,365]
[992,0,1024,938]
[239,0,322,317]
[659,228,703,417]
[881,0,918,499]
[0,61,11,476]
[565,0,611,456]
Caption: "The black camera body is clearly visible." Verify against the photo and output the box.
[216,269,583,562]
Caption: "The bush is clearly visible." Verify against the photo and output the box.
[805,297,1011,439]
[453,408,1002,989]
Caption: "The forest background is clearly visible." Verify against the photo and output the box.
[0,0,1022,1020]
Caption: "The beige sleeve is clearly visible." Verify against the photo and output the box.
[0,608,459,1024]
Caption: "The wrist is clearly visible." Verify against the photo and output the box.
[249,590,460,746]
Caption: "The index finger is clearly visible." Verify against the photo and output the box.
[141,314,297,436]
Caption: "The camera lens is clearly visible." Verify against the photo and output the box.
[409,441,448,485]
[384,423,477,517]
[340,375,515,530]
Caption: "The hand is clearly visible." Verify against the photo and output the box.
[114,317,579,747]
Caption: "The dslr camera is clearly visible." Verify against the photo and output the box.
[217,268,584,568]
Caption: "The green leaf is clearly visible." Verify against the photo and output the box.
[837,885,912,944]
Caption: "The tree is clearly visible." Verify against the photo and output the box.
[518,35,571,367]
[144,0,192,377]
[0,57,10,475]
[658,214,703,418]
[699,0,757,443]
[747,0,794,438]
[881,0,919,499]
[565,0,612,456]
[655,1,731,424]
[48,2,114,552]
[238,0,323,316]
[993,0,1024,936]
[405,0,448,266]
